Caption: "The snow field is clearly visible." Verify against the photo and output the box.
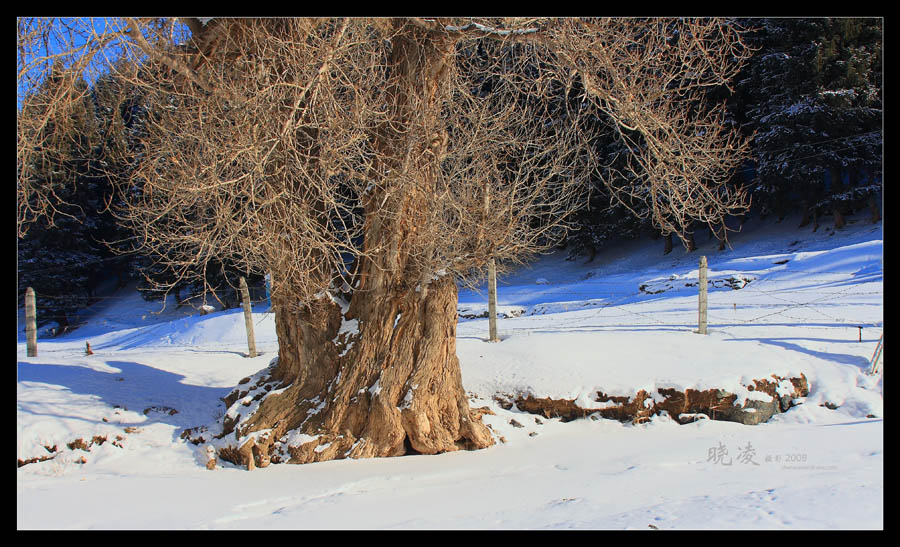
[17,213,882,529]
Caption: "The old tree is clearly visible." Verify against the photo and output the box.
[17,18,752,467]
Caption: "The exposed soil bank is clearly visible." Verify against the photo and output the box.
[498,374,810,426]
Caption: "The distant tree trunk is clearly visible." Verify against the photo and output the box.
[663,233,673,255]
[709,223,726,251]
[116,270,126,289]
[775,190,788,222]
[55,314,69,336]
[682,231,697,253]
[832,168,846,229]
[799,203,812,228]
[833,207,846,229]
[868,195,881,223]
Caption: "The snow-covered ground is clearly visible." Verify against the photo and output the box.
[17,213,883,530]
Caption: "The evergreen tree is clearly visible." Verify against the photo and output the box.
[736,18,882,225]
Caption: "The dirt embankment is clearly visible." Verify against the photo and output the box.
[497,374,809,426]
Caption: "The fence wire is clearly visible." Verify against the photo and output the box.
[18,264,882,356]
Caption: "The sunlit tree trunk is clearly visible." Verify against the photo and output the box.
[218,23,493,467]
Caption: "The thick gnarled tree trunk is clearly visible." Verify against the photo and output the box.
[215,273,493,467]
[209,22,494,468]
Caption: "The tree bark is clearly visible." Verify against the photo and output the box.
[217,273,493,467]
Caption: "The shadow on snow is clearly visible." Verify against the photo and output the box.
[17,359,231,440]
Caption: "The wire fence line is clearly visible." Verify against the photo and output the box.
[18,259,882,356]
[22,283,881,326]
[25,285,881,310]
[497,300,883,333]
[473,266,882,337]
[16,340,283,357]
[464,291,881,340]
[21,261,882,333]
[22,316,883,357]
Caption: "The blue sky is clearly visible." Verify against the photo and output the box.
[17,18,193,108]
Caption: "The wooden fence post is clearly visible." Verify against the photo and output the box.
[487,256,499,343]
[25,287,37,356]
[239,277,257,357]
[698,256,708,335]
